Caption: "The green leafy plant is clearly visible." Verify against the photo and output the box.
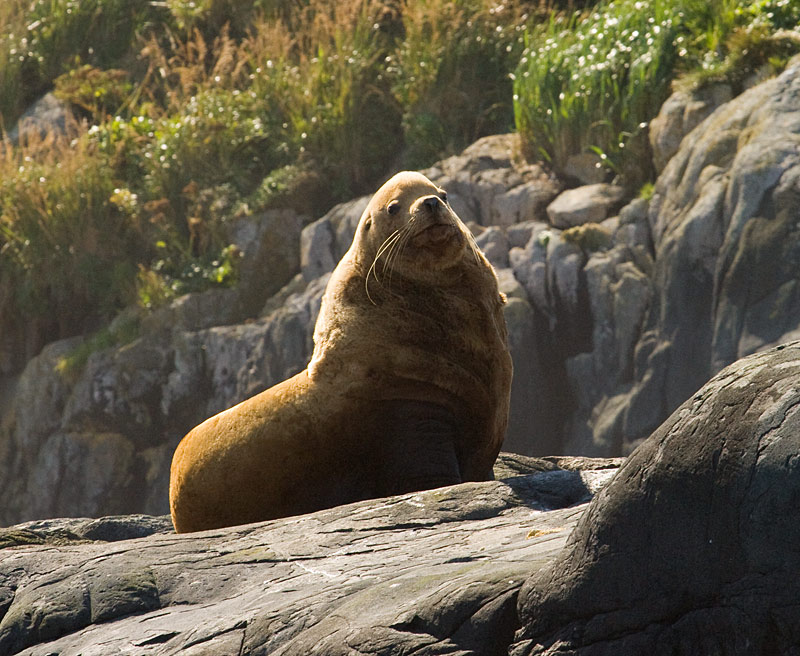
[513,0,800,188]
[392,0,531,167]
[514,0,680,187]
[0,123,145,343]
[53,64,133,121]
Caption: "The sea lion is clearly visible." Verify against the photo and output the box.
[169,171,512,533]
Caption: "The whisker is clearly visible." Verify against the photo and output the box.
[365,229,401,305]
[385,221,415,288]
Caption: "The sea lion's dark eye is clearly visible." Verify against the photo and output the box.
[387,200,400,215]
[440,192,448,203]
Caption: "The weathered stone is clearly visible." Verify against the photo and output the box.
[491,176,560,226]
[648,83,733,173]
[475,226,510,269]
[300,196,369,282]
[7,92,71,144]
[426,135,560,228]
[503,296,549,456]
[0,455,620,655]
[299,215,336,281]
[513,341,800,655]
[506,221,539,249]
[614,58,800,453]
[563,152,608,185]
[20,432,136,520]
[508,224,553,325]
[546,184,627,229]
[227,208,305,317]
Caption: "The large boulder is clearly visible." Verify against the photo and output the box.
[512,341,800,654]
[564,57,800,455]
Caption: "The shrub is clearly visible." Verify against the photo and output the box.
[392,0,530,167]
[0,0,163,128]
[0,123,145,343]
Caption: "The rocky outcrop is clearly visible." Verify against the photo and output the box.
[648,83,733,174]
[0,454,621,655]
[598,57,800,451]
[4,342,800,655]
[512,340,800,654]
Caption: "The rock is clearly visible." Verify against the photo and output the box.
[0,338,78,525]
[618,58,800,448]
[614,197,653,253]
[561,222,613,252]
[648,83,733,173]
[506,221,538,249]
[299,215,336,281]
[139,288,240,335]
[300,196,369,281]
[502,295,552,456]
[7,93,71,144]
[426,134,561,227]
[0,454,621,655]
[512,341,800,654]
[475,226,510,268]
[563,152,608,185]
[227,208,305,317]
[546,184,627,229]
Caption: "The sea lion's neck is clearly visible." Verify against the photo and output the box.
[307,253,504,399]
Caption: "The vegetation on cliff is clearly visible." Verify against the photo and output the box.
[0,0,797,363]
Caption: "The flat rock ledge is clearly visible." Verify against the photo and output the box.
[0,455,621,656]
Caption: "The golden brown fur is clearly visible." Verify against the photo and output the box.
[169,171,512,533]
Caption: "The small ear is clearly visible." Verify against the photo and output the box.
[363,217,372,231]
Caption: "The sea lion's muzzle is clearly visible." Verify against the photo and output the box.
[411,195,462,249]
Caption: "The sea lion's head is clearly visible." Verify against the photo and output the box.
[353,171,477,289]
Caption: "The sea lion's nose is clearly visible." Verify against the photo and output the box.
[422,196,441,211]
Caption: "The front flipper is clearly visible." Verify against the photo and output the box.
[377,399,462,495]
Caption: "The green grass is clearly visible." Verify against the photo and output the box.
[514,0,682,187]
[513,0,800,187]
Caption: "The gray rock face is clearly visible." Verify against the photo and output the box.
[512,341,800,655]
[0,454,621,656]
[546,184,627,229]
[0,262,324,526]
[648,83,733,173]
[7,93,70,145]
[616,57,800,447]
